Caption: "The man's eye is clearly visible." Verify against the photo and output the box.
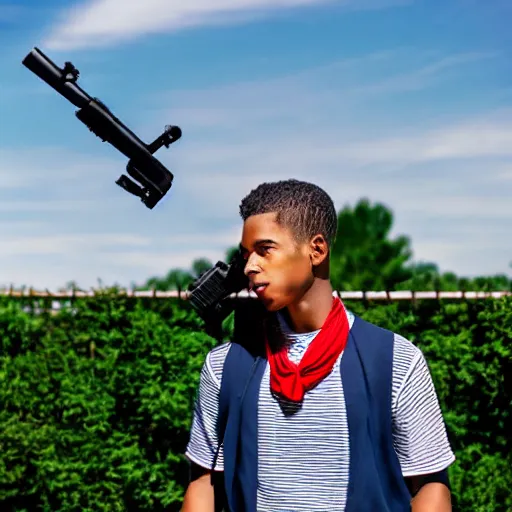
[261,246,273,254]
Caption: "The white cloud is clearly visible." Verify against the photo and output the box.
[150,50,491,134]
[0,200,100,212]
[0,216,242,290]
[318,120,512,165]
[0,248,230,291]
[44,0,408,50]
[412,233,512,277]
[103,248,227,272]
[352,52,497,96]
[0,234,147,290]
[171,112,512,199]
[495,167,512,181]
[0,147,122,193]
[0,234,150,257]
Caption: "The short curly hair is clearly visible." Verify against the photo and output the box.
[239,179,337,247]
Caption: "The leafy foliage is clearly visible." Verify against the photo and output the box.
[346,296,512,511]
[330,199,414,291]
[139,249,237,292]
[0,293,510,511]
[0,294,216,512]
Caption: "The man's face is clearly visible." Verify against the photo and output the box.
[240,212,314,312]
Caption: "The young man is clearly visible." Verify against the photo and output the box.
[182,179,455,512]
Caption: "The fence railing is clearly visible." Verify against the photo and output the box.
[0,288,510,300]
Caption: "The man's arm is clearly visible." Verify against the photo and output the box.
[182,345,230,512]
[405,465,453,510]
[410,481,452,512]
[391,337,456,511]
[181,464,215,512]
[405,471,452,511]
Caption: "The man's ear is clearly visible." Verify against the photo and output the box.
[309,234,329,267]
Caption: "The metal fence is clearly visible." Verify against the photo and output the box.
[1,287,508,316]
[1,288,510,300]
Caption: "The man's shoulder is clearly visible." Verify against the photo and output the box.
[352,316,423,373]
[392,331,422,359]
[205,340,264,384]
[204,342,232,387]
[391,332,424,390]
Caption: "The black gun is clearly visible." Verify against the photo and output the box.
[22,47,182,209]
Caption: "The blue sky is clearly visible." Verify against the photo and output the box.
[0,0,511,290]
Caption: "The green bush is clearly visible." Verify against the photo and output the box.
[347,297,512,512]
[0,294,510,511]
[0,294,216,512]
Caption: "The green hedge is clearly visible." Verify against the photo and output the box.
[0,294,510,511]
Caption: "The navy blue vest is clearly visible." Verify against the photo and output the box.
[215,315,412,512]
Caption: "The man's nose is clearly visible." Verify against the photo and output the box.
[244,253,260,276]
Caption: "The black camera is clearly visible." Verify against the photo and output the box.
[188,250,249,323]
[188,251,268,351]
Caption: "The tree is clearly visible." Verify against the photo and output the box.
[141,259,214,292]
[330,199,413,291]
[397,264,512,292]
[144,269,194,292]
[139,245,244,292]
[224,246,240,264]
[191,258,213,278]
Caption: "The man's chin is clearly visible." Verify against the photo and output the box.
[259,296,286,313]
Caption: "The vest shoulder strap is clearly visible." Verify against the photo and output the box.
[342,315,411,511]
[214,343,254,470]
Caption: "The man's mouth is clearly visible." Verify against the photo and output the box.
[251,283,269,295]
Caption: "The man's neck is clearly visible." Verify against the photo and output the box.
[285,279,334,334]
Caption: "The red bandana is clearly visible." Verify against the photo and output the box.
[265,297,350,402]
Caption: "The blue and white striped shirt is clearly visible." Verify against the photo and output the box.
[186,308,455,511]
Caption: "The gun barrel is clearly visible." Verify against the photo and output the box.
[22,47,91,108]
[75,99,154,162]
